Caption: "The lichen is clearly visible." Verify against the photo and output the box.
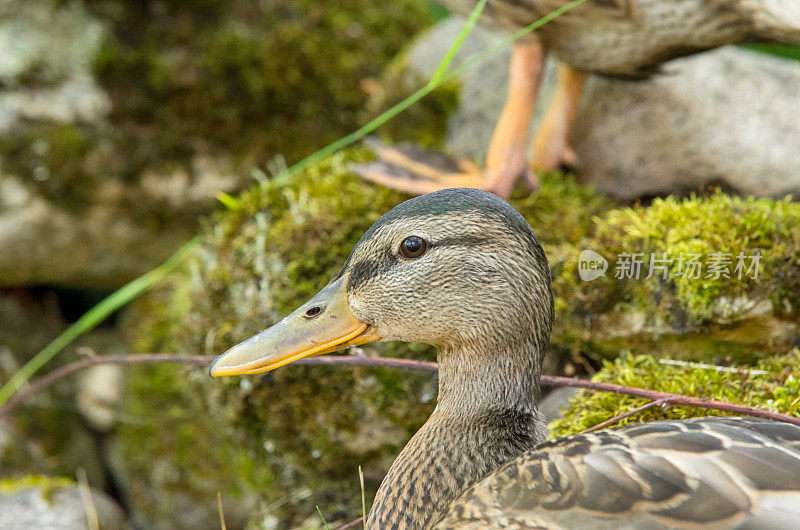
[549,349,800,438]
[0,475,75,503]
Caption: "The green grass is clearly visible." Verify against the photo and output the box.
[316,506,331,529]
[0,237,200,408]
[743,43,800,62]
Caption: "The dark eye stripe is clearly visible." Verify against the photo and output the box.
[347,250,398,290]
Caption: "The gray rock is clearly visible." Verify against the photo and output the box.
[0,0,238,288]
[0,482,128,530]
[407,17,800,199]
[0,171,201,288]
[539,386,581,425]
[0,2,106,128]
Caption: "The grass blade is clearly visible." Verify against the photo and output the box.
[359,465,366,528]
[0,237,200,407]
[316,506,331,529]
[428,0,487,87]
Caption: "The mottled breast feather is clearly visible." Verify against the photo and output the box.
[434,417,800,529]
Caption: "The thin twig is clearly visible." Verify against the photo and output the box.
[579,399,670,434]
[658,359,771,375]
[1,354,798,427]
[537,374,800,426]
[0,354,210,417]
[337,517,364,530]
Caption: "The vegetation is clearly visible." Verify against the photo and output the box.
[549,192,800,362]
[551,350,800,437]
[0,475,75,503]
[5,3,800,527]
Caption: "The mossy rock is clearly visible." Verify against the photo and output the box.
[4,0,435,216]
[550,350,800,438]
[551,192,800,363]
[0,475,127,529]
[121,150,437,528]
[87,0,437,171]
[1,0,446,288]
[126,149,800,527]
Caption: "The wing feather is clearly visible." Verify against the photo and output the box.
[435,417,800,529]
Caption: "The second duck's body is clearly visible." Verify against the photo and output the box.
[356,1,800,197]
[438,0,800,77]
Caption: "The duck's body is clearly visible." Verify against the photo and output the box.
[356,1,800,197]
[439,0,800,77]
[438,416,800,528]
[210,189,800,528]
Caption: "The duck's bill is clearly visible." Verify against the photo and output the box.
[209,276,380,377]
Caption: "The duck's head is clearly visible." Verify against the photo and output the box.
[210,188,554,378]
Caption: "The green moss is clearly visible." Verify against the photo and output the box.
[88,0,434,172]
[550,350,800,438]
[513,171,615,247]
[115,363,267,528]
[0,475,75,503]
[596,192,800,321]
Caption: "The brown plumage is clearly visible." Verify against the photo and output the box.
[210,188,800,528]
[437,417,800,528]
[439,0,800,77]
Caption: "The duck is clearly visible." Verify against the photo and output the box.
[210,188,800,528]
[356,1,800,198]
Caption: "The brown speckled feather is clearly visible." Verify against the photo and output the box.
[436,0,800,77]
[367,407,547,528]
[435,417,800,529]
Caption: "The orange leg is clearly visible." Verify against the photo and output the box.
[530,63,587,173]
[355,41,546,199]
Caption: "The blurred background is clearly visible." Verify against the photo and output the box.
[1,1,800,529]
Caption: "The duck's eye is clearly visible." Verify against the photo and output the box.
[399,236,427,259]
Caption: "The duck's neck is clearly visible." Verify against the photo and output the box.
[366,341,547,529]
